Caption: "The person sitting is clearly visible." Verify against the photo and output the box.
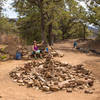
[32,40,43,59]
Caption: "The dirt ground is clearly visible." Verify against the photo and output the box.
[0,40,100,100]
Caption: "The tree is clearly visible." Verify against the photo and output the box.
[0,17,17,34]
[0,0,3,16]
[16,13,41,44]
[13,0,65,45]
[83,0,100,39]
[13,0,91,44]
[80,0,100,26]
[60,0,89,40]
[0,0,18,36]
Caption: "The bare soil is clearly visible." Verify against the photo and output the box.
[0,40,100,100]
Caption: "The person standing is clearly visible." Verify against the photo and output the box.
[73,41,77,48]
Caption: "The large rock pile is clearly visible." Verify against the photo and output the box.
[9,56,95,93]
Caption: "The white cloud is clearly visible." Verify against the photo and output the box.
[2,0,18,18]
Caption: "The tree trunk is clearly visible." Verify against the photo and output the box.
[62,32,65,40]
[48,23,53,46]
[83,24,86,40]
[39,0,46,43]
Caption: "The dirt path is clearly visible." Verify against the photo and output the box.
[0,40,100,100]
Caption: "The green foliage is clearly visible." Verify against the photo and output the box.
[13,0,95,44]
[0,0,4,14]
[0,0,18,34]
[17,14,41,44]
[1,47,5,52]
[0,17,17,34]
[13,0,66,44]
[81,0,100,26]
[0,17,11,33]
[0,55,7,59]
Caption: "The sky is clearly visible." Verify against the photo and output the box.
[2,0,88,19]
[2,0,18,18]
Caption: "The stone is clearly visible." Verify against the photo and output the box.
[28,81,33,85]
[58,80,70,89]
[34,80,41,87]
[84,89,93,94]
[0,96,2,98]
[17,79,23,83]
[23,79,29,83]
[50,85,59,91]
[27,81,33,87]
[39,65,43,69]
[76,79,86,85]
[61,62,68,66]
[51,52,58,57]
[22,55,29,60]
[66,88,72,93]
[13,79,17,82]
[78,86,84,90]
[59,53,64,57]
[42,86,50,92]
[86,79,94,87]
[16,73,21,77]
[18,83,25,86]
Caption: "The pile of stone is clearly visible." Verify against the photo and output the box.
[48,46,64,57]
[76,47,100,55]
[0,45,30,61]
[17,45,63,60]
[9,56,95,93]
[17,46,32,60]
[0,45,63,61]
